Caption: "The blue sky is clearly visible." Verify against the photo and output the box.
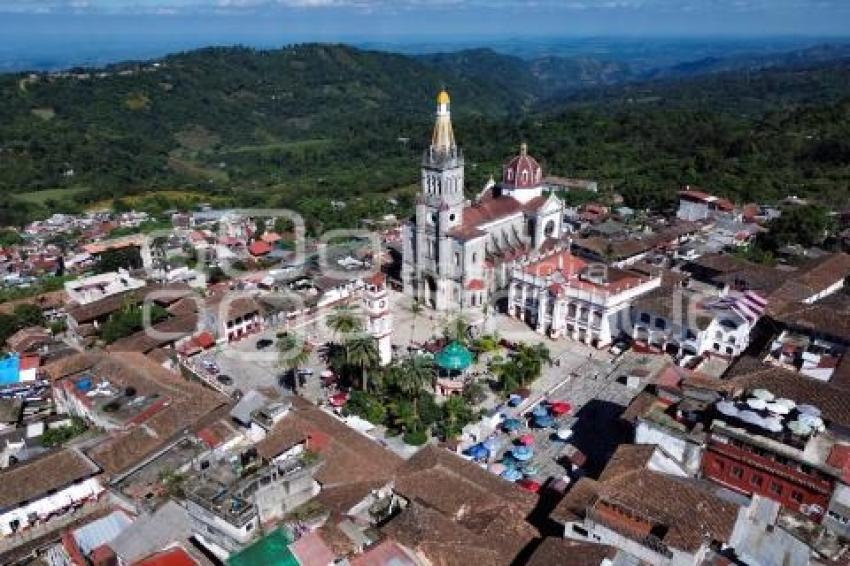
[1,0,849,71]
[2,0,849,38]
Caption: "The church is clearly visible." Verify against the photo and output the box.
[401,90,566,311]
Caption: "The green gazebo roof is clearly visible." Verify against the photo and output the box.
[227,528,297,566]
[435,341,473,371]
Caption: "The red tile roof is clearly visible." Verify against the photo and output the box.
[19,354,40,371]
[133,547,199,566]
[460,195,524,229]
[827,444,850,483]
[523,250,587,277]
[350,540,418,566]
[365,272,387,287]
[248,240,272,256]
[289,531,336,566]
[193,331,215,350]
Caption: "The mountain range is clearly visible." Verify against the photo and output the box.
[0,41,849,227]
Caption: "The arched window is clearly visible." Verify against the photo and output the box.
[507,169,514,181]
[472,252,478,264]
[521,170,529,184]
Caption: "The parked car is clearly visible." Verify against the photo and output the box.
[609,338,631,356]
[216,374,233,386]
[256,338,274,350]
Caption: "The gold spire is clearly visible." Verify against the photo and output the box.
[520,142,528,156]
[431,89,456,154]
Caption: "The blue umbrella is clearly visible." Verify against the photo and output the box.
[501,468,523,482]
[534,414,555,428]
[467,444,489,460]
[522,463,539,476]
[508,394,523,407]
[532,404,549,418]
[502,418,521,432]
[513,445,534,461]
[501,453,519,468]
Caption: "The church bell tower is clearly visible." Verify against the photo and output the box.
[409,90,466,310]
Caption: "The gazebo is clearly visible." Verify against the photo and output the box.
[434,341,473,396]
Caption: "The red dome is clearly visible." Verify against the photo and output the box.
[502,143,543,189]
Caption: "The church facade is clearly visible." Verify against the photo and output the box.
[401,90,565,311]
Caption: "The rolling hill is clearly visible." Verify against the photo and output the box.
[0,42,849,228]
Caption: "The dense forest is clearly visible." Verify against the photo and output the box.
[0,43,849,228]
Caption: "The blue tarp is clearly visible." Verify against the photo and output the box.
[0,355,20,386]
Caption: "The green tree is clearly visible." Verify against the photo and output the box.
[100,304,168,343]
[388,399,417,433]
[277,333,311,392]
[344,390,386,424]
[13,304,45,328]
[437,395,475,441]
[345,335,381,392]
[326,304,363,339]
[758,205,834,251]
[95,247,144,273]
[254,217,266,239]
[392,356,435,400]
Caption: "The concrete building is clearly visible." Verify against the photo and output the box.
[64,269,146,305]
[676,188,735,222]
[631,286,766,358]
[508,248,662,347]
[0,449,103,538]
[185,447,319,555]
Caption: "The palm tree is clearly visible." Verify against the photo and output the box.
[394,356,435,400]
[514,343,553,387]
[494,359,522,393]
[345,335,381,392]
[326,304,363,340]
[392,356,436,424]
[277,333,310,392]
[440,395,472,440]
[387,398,417,433]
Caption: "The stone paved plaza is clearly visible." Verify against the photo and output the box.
[197,289,671,470]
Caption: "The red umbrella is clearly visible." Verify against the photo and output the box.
[550,401,572,416]
[518,434,535,446]
[329,393,348,407]
[518,478,541,493]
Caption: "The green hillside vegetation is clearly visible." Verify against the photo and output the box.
[1,43,849,227]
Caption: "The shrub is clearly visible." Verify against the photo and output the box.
[403,429,428,446]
